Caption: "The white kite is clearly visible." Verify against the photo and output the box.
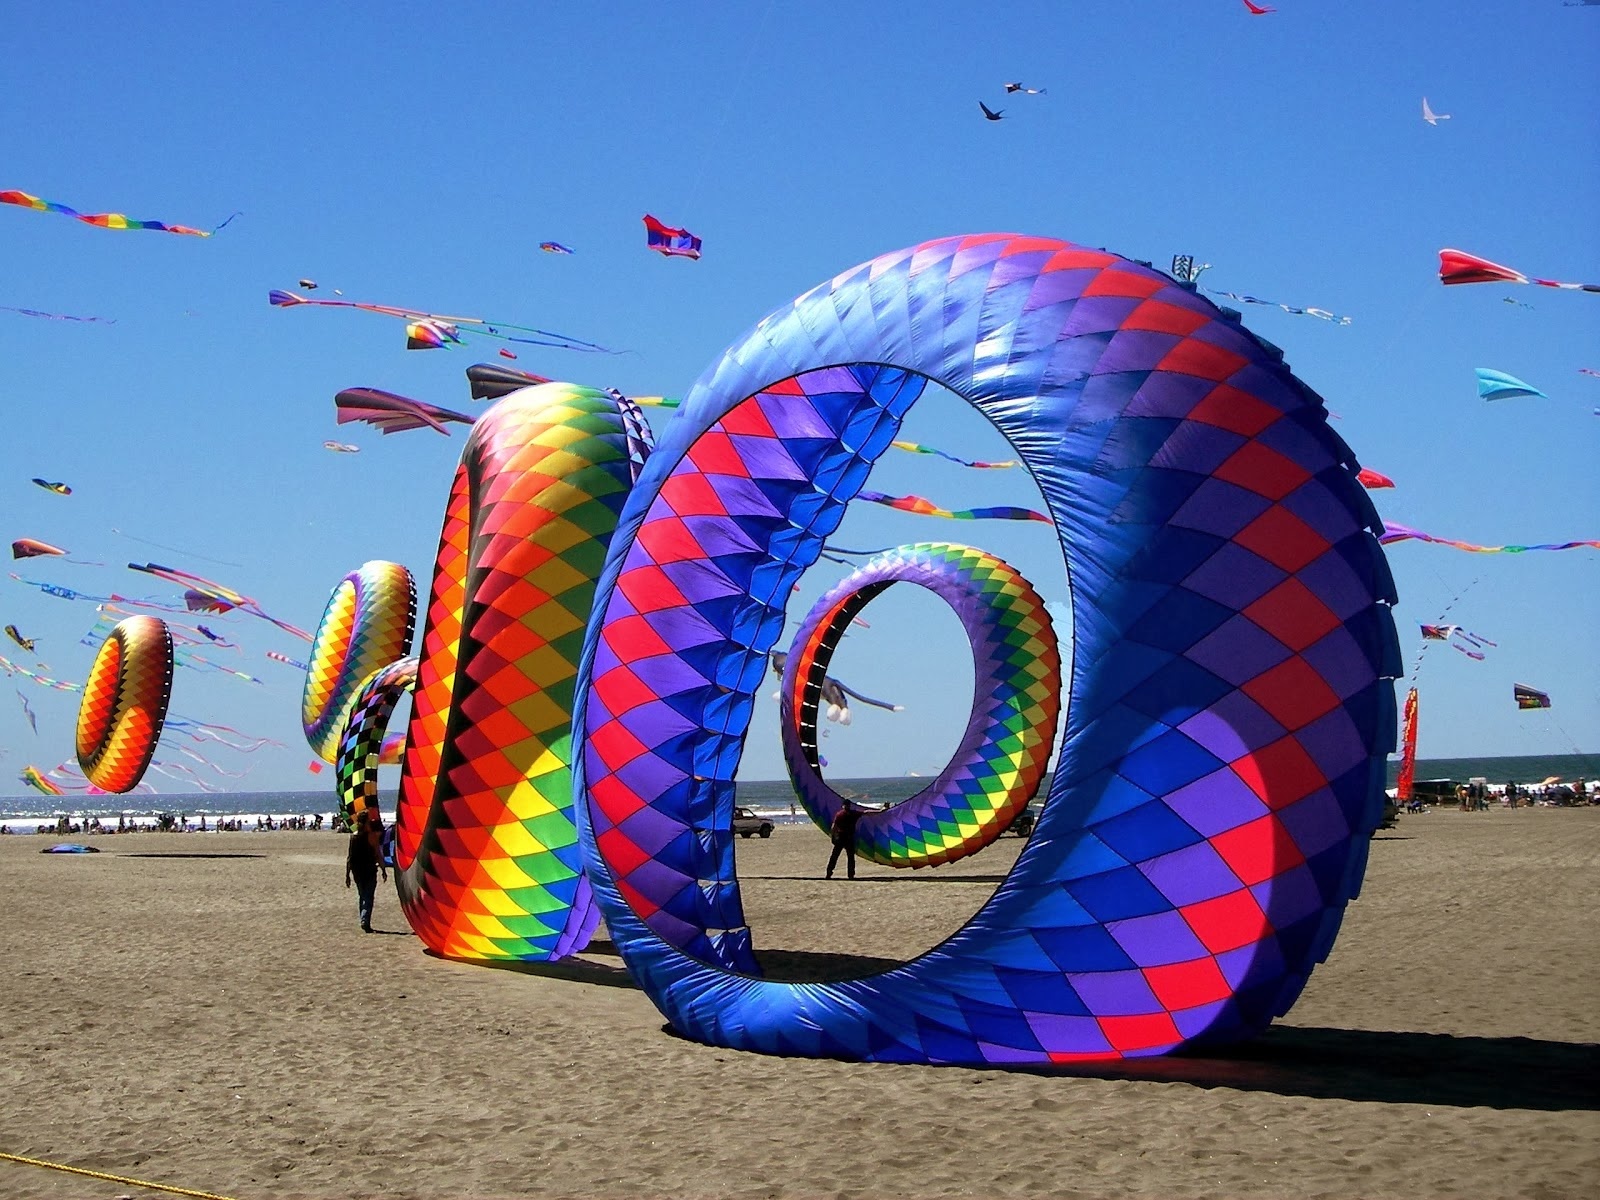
[1422,97,1451,125]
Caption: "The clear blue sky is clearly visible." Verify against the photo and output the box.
[3,2,1596,797]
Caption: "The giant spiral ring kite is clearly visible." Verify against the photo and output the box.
[76,615,174,794]
[781,542,1060,867]
[394,382,645,961]
[302,561,416,763]
[573,234,1399,1064]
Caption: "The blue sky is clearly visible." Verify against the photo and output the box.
[2,1,1596,796]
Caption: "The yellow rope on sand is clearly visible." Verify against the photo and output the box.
[0,1150,243,1200]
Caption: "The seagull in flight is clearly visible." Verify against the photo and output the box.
[979,100,1004,121]
[1422,97,1451,125]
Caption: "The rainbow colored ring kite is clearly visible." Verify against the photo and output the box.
[302,561,416,763]
[573,234,1399,1064]
[394,382,644,961]
[782,542,1060,867]
[76,615,175,794]
[336,657,419,828]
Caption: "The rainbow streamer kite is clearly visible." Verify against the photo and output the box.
[268,290,613,354]
[1,653,80,692]
[2,304,114,324]
[19,765,65,796]
[126,562,311,641]
[858,489,1051,524]
[889,440,1018,469]
[1380,521,1599,554]
[1,189,235,237]
[1439,249,1599,294]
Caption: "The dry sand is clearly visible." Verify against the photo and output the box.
[0,808,1595,1199]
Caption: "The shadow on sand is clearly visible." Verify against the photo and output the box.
[427,941,1597,1110]
[1031,1025,1600,1111]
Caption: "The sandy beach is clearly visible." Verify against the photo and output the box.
[0,809,1595,1200]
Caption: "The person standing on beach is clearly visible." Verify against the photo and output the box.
[345,811,387,932]
[826,799,865,881]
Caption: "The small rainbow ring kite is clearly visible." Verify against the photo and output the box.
[302,562,416,764]
[394,382,645,962]
[781,542,1060,867]
[336,657,418,829]
[574,234,1398,1064]
[76,615,174,794]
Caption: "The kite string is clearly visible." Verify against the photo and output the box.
[111,528,242,569]
[1408,576,1478,686]
[683,0,776,211]
[0,1150,242,1200]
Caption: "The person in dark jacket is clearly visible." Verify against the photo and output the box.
[345,810,388,932]
[826,800,865,881]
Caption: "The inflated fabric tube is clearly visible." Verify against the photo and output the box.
[781,542,1060,868]
[395,382,644,961]
[573,234,1399,1064]
[302,561,416,763]
[76,615,174,794]
[335,656,419,828]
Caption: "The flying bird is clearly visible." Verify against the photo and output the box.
[1003,82,1045,95]
[978,101,1004,121]
[1422,97,1450,125]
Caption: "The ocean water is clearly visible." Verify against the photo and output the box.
[7,758,1594,833]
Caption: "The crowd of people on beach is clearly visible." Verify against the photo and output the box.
[0,812,336,836]
[1400,778,1590,814]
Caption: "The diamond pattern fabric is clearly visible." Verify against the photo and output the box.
[572,234,1399,1064]
[782,542,1060,867]
[395,383,642,961]
[75,615,173,794]
[302,561,416,763]
[336,656,418,828]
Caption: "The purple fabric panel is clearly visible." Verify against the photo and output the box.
[1182,543,1286,608]
[1095,329,1182,375]
[1126,371,1216,420]
[1167,767,1272,838]
[1169,478,1274,538]
[642,605,726,651]
[661,557,744,603]
[1301,625,1376,700]
[614,752,691,809]
[1140,840,1244,907]
[1107,909,1212,968]
[1274,790,1351,862]
[1150,422,1248,475]
[1251,861,1325,928]
[1069,968,1161,1017]
[1178,690,1286,760]
[1294,707,1368,781]
[1186,615,1294,685]
[1294,550,1372,621]
[627,652,712,700]
[617,802,690,856]
[1281,480,1360,544]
